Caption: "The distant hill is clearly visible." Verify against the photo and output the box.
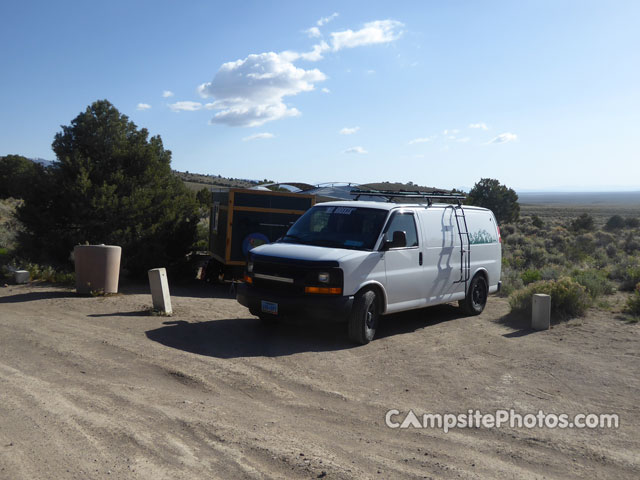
[173,173,461,195]
[518,191,640,206]
[173,171,264,192]
[362,181,456,193]
[30,157,55,167]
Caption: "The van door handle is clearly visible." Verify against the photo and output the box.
[419,252,423,265]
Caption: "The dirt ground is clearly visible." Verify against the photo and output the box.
[0,281,638,480]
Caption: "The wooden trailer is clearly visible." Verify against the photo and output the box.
[207,188,315,281]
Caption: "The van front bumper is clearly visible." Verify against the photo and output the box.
[237,284,354,322]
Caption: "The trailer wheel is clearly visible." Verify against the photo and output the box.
[348,289,379,345]
[204,258,224,283]
[459,274,488,316]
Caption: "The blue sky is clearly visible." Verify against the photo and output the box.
[1,1,639,191]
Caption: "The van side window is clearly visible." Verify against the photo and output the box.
[385,213,419,247]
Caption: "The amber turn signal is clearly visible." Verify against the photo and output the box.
[244,274,253,284]
[304,286,342,295]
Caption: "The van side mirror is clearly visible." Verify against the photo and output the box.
[382,230,407,250]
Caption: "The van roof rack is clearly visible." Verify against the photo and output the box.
[350,189,466,205]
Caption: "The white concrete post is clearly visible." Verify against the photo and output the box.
[532,294,551,330]
[148,268,172,314]
[14,270,30,284]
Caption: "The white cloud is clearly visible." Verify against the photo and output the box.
[366,69,375,75]
[344,146,367,154]
[195,19,402,128]
[162,90,174,98]
[469,122,488,130]
[300,41,331,61]
[321,87,330,93]
[340,126,360,135]
[136,103,151,111]
[198,52,326,127]
[242,132,274,141]
[408,137,432,145]
[443,129,459,135]
[317,13,339,27]
[169,101,202,112]
[330,20,403,51]
[305,26,322,38]
[488,132,518,144]
[457,137,471,143]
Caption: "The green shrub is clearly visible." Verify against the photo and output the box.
[594,231,615,247]
[500,266,524,297]
[531,214,544,229]
[522,245,548,269]
[611,261,640,291]
[509,277,591,321]
[624,232,640,254]
[571,213,595,232]
[24,263,75,285]
[604,215,625,231]
[550,227,569,250]
[540,265,563,280]
[505,233,526,247]
[605,243,618,259]
[571,269,615,298]
[625,217,640,229]
[574,233,597,256]
[195,219,210,251]
[625,290,640,318]
[521,269,542,285]
[500,224,516,239]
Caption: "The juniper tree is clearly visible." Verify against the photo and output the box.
[18,100,199,275]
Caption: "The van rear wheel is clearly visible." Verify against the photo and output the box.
[459,274,488,316]
[348,289,379,345]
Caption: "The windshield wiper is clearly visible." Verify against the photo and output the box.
[281,234,306,243]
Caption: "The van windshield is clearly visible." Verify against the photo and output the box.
[280,206,388,250]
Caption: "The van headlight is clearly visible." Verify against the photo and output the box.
[247,261,254,273]
[318,272,330,283]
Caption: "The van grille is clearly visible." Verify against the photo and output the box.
[251,255,341,295]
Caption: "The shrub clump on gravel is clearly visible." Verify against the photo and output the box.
[625,284,640,320]
[509,277,591,321]
[571,269,615,299]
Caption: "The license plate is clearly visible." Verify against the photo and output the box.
[261,300,278,315]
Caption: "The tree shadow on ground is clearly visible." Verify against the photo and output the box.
[0,288,76,304]
[118,280,236,300]
[88,311,151,318]
[145,303,464,358]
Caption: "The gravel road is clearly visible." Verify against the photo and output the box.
[1,283,638,479]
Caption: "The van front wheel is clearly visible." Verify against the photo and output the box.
[348,289,379,345]
[459,275,488,316]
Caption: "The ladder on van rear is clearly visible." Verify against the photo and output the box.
[451,203,471,287]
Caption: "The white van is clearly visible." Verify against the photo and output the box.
[237,194,502,344]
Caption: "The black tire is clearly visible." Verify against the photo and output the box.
[459,274,488,316]
[348,289,379,345]
[204,258,224,284]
